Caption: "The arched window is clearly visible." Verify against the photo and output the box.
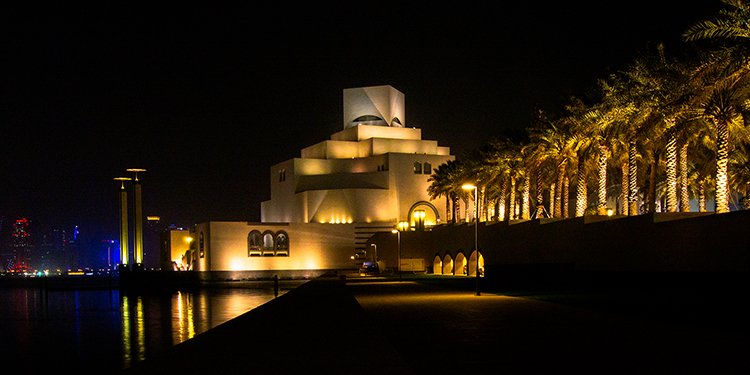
[352,115,386,126]
[247,230,262,257]
[262,231,275,256]
[423,162,432,174]
[275,231,289,256]
[413,161,422,174]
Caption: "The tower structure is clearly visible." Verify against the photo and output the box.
[126,168,146,269]
[9,218,32,272]
[114,177,131,269]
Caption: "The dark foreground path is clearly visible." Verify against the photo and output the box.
[122,275,748,374]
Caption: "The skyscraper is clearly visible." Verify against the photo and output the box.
[9,218,33,272]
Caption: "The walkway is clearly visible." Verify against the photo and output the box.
[122,274,748,374]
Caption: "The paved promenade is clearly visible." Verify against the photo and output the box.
[122,274,748,374]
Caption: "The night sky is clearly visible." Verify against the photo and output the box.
[2,2,721,247]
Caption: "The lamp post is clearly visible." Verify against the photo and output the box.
[370,243,377,263]
[391,221,408,281]
[391,229,401,281]
[462,183,481,296]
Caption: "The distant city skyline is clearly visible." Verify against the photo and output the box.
[0,214,164,272]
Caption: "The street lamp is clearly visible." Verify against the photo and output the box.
[391,221,408,281]
[462,183,481,296]
[391,229,400,280]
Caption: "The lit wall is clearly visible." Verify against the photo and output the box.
[193,221,360,271]
[343,85,405,128]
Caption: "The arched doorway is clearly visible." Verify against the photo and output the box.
[455,252,467,276]
[407,201,440,230]
[432,255,442,275]
[468,251,484,277]
[442,254,454,275]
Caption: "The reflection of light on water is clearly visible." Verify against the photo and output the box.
[174,291,194,345]
[119,284,296,369]
[121,295,131,368]
[136,296,145,361]
[121,294,146,365]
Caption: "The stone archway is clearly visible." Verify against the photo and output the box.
[432,255,442,275]
[442,254,454,275]
[455,252,467,276]
[468,251,484,277]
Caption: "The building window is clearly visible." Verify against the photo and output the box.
[262,231,275,256]
[248,230,262,257]
[413,162,422,174]
[423,162,432,175]
[278,169,286,182]
[275,231,289,256]
[199,232,205,258]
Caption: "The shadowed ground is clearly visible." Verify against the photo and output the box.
[122,273,748,374]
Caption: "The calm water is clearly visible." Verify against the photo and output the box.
[0,282,296,372]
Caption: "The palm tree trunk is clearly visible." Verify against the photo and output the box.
[480,186,487,222]
[621,164,628,215]
[628,142,639,216]
[499,181,507,221]
[453,195,460,223]
[647,153,659,213]
[699,181,707,212]
[679,142,690,212]
[549,182,555,217]
[576,158,587,217]
[715,119,730,213]
[463,197,470,222]
[554,161,567,218]
[522,177,530,220]
[509,177,517,220]
[665,133,678,212]
[597,144,608,215]
[446,196,451,223]
[563,177,569,219]
[534,170,548,218]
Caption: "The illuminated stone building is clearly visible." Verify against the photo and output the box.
[167,85,455,276]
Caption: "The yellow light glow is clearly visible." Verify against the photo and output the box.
[462,183,476,190]
[185,236,194,243]
[229,258,248,271]
[607,209,614,216]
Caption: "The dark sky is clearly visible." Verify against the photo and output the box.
[2,2,721,242]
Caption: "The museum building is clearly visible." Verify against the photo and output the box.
[163,85,455,277]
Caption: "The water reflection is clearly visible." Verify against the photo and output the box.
[119,288,285,370]
[0,284,288,372]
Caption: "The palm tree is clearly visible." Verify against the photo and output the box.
[527,107,578,218]
[428,159,464,223]
[684,0,750,212]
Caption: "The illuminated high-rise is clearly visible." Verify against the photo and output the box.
[10,218,33,272]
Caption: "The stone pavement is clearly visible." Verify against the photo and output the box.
[122,275,748,374]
